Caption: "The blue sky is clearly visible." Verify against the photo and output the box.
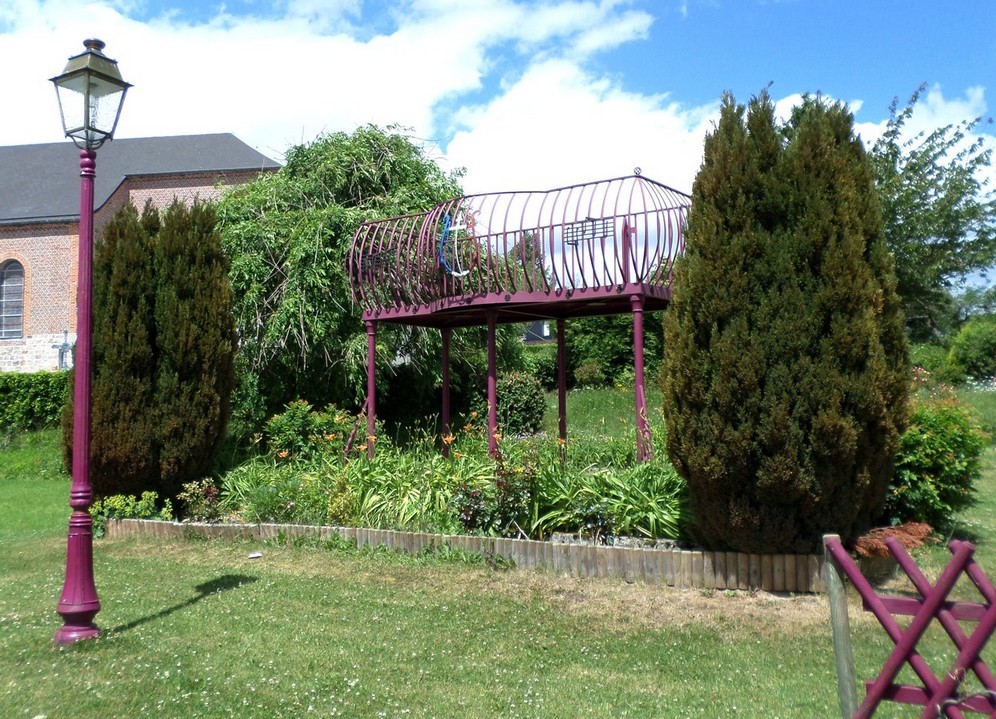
[2,0,994,198]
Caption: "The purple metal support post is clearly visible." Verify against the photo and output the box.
[441,327,451,458]
[487,311,498,457]
[366,320,377,459]
[54,149,101,645]
[556,318,567,447]
[631,294,651,461]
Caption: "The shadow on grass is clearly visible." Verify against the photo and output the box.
[108,574,258,635]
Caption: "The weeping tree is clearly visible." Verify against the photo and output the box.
[216,125,523,438]
[63,200,236,499]
[661,93,909,554]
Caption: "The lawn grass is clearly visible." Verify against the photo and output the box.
[540,385,664,438]
[2,392,993,718]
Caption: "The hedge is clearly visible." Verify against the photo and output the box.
[0,371,70,432]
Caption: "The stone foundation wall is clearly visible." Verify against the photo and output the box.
[0,332,72,372]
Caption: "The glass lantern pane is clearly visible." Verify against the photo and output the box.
[55,83,86,137]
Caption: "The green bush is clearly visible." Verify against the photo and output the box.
[661,93,909,553]
[264,400,353,461]
[63,201,236,501]
[948,317,996,380]
[574,361,606,389]
[910,343,965,387]
[532,455,689,541]
[472,371,547,436]
[0,371,69,433]
[909,343,947,373]
[177,478,223,522]
[884,390,988,529]
[89,491,173,538]
[523,344,558,390]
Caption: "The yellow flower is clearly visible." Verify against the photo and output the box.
[367,434,377,443]
[325,433,337,441]
[453,451,465,458]
[556,437,567,447]
[442,434,455,445]
[276,449,290,459]
[470,411,478,419]
[492,432,502,442]
[464,423,474,431]
[358,443,368,452]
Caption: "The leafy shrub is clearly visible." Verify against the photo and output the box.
[523,344,558,390]
[909,343,948,373]
[472,371,547,436]
[89,491,173,538]
[948,317,996,381]
[265,400,353,461]
[451,445,535,536]
[177,478,223,522]
[221,457,333,525]
[0,371,69,433]
[574,361,606,389]
[532,456,689,541]
[884,390,988,529]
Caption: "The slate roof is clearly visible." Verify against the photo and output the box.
[0,133,280,226]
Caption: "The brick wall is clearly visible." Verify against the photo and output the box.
[0,168,272,373]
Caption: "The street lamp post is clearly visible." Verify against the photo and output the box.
[51,38,130,646]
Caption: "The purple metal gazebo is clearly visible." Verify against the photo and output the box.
[348,173,691,459]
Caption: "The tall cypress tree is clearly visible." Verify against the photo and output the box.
[63,200,235,501]
[154,200,236,499]
[661,93,908,553]
[63,203,158,497]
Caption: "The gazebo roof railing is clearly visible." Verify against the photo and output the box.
[348,174,691,324]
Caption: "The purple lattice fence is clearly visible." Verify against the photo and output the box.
[823,534,995,718]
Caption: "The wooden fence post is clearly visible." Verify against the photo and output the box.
[823,534,858,719]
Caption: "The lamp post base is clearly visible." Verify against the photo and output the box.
[53,621,100,646]
[53,509,101,645]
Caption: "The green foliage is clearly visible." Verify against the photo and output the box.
[870,84,996,339]
[522,343,558,390]
[573,361,606,388]
[264,399,352,461]
[472,371,546,435]
[532,456,689,541]
[177,478,224,522]
[154,201,237,499]
[62,201,236,500]
[948,316,996,380]
[89,490,173,538]
[216,125,465,436]
[567,313,662,387]
[217,403,688,544]
[64,202,159,498]
[885,390,988,529]
[661,92,909,553]
[0,371,68,434]
[910,342,966,386]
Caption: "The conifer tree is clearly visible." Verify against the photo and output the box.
[63,200,235,500]
[661,93,908,553]
[62,203,158,498]
[154,200,236,498]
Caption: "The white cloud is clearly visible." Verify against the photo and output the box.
[444,59,714,194]
[1,1,990,204]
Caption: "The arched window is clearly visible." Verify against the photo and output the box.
[0,260,24,340]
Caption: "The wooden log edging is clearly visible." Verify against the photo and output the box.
[106,519,827,593]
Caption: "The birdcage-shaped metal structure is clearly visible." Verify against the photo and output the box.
[348,174,691,459]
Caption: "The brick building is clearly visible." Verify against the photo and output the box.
[0,133,279,372]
